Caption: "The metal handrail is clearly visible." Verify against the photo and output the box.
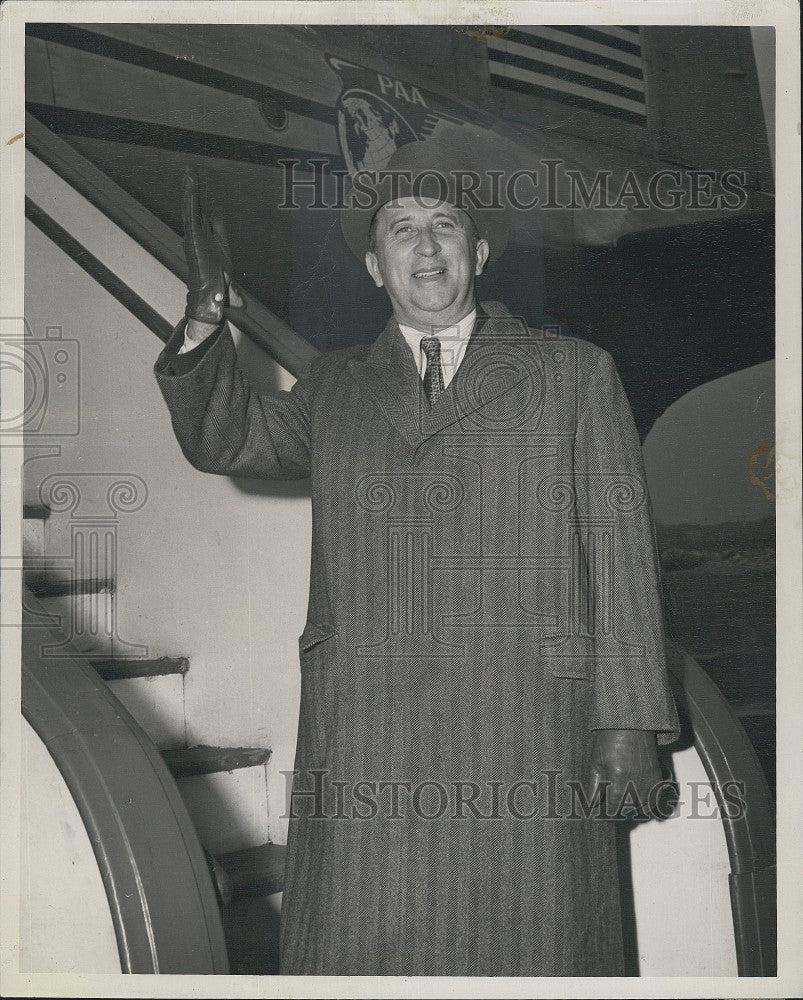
[24,111,320,377]
[665,640,776,976]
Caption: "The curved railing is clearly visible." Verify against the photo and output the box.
[665,640,776,976]
[21,584,230,974]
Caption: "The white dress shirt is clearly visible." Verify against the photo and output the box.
[179,308,478,387]
[397,307,477,389]
[178,323,212,355]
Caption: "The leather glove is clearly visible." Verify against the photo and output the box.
[181,165,243,325]
[589,729,661,818]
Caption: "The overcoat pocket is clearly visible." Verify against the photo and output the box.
[299,621,340,655]
[550,659,595,681]
[296,623,344,760]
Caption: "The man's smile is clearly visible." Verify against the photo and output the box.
[412,266,447,279]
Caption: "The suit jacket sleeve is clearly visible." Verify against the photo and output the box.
[153,318,313,479]
[574,348,679,745]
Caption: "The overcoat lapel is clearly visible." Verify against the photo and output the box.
[348,302,535,446]
[347,313,425,449]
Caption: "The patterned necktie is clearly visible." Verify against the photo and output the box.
[420,337,445,406]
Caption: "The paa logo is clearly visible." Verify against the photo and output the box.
[327,54,463,177]
[337,90,417,174]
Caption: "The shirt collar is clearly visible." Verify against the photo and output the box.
[397,307,477,375]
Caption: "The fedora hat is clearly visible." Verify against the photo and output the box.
[340,136,509,264]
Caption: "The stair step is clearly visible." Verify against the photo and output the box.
[177,768,271,855]
[89,655,189,682]
[25,576,115,599]
[22,520,46,560]
[221,895,281,975]
[215,843,286,898]
[733,700,776,719]
[163,745,272,780]
[29,585,116,657]
[22,503,51,521]
[107,673,187,750]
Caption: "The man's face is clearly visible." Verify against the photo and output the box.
[364,197,489,332]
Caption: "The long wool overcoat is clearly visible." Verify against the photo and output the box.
[155,300,679,976]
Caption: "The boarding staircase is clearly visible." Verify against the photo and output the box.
[22,501,285,974]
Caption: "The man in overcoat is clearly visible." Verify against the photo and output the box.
[155,138,679,976]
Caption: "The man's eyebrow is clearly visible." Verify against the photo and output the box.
[385,210,462,225]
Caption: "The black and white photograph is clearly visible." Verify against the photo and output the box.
[0,2,800,996]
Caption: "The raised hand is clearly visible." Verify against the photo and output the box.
[182,166,243,330]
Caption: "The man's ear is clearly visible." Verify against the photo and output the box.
[474,238,490,276]
[365,251,384,288]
